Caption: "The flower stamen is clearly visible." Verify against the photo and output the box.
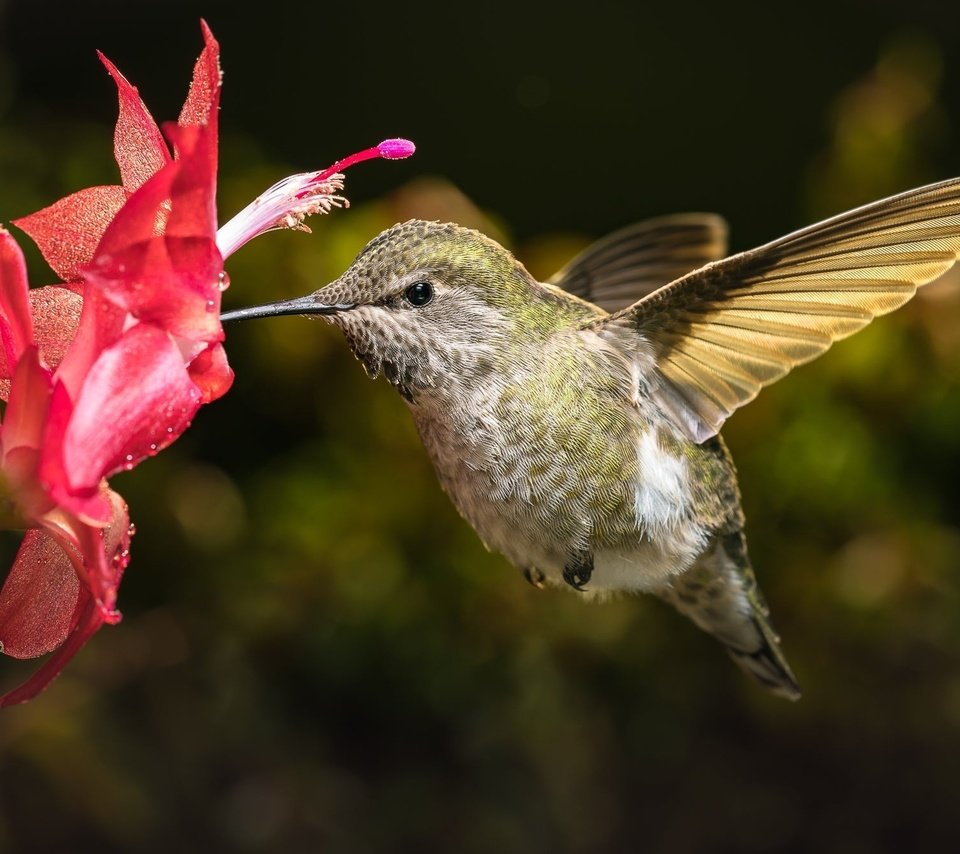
[216,138,414,258]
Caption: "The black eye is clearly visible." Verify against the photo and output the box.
[404,281,434,307]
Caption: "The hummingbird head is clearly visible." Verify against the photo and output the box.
[223,220,588,400]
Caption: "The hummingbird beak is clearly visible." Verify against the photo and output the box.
[220,294,356,323]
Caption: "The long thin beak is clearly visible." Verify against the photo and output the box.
[220,295,355,323]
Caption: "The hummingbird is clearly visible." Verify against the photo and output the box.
[222,177,960,700]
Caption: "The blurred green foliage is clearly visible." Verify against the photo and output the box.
[1,3,960,853]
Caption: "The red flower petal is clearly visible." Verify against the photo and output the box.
[1,346,52,460]
[93,487,131,617]
[28,286,84,372]
[0,229,34,374]
[41,488,129,611]
[83,122,223,342]
[36,380,112,524]
[0,489,128,706]
[52,285,127,406]
[12,186,128,282]
[97,52,171,193]
[165,123,218,245]
[47,324,202,501]
[0,589,101,707]
[179,21,221,135]
[0,529,81,659]
[84,237,223,342]
[188,342,234,403]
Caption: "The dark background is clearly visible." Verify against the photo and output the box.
[2,1,960,852]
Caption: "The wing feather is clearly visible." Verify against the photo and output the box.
[588,177,960,442]
[549,213,728,312]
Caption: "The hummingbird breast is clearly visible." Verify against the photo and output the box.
[408,328,710,592]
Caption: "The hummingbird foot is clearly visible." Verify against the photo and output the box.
[562,551,594,592]
[523,567,546,590]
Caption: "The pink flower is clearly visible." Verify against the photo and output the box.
[0,21,413,705]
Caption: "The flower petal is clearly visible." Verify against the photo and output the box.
[46,324,202,501]
[36,380,112,524]
[83,122,223,342]
[0,529,81,659]
[1,487,127,703]
[1,346,52,462]
[40,487,130,616]
[164,123,218,246]
[52,285,127,406]
[0,229,34,376]
[28,286,84,373]
[84,239,223,343]
[98,52,171,193]
[92,487,131,618]
[178,21,221,134]
[188,342,234,403]
[0,589,101,707]
[12,186,128,282]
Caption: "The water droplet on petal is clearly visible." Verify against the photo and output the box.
[206,299,216,312]
[218,271,231,291]
[127,523,137,537]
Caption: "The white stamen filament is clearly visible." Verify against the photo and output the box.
[215,172,347,258]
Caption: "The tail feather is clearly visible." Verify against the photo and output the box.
[725,617,801,701]
[656,532,801,700]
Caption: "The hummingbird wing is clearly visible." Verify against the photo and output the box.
[548,214,728,313]
[588,177,960,443]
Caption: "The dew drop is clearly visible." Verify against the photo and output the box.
[218,271,231,291]
[127,523,137,537]
[206,299,216,312]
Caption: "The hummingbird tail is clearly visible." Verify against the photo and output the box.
[723,615,802,702]
[656,532,801,701]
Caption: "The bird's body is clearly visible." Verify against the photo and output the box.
[408,279,713,591]
[224,177,960,699]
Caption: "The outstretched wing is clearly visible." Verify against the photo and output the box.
[549,214,728,313]
[588,177,960,443]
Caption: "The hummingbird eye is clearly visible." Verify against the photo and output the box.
[404,281,434,307]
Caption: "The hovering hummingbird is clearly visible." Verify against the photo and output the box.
[222,177,960,700]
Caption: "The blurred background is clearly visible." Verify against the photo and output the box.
[2,1,960,851]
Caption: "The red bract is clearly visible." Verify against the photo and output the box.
[0,20,413,706]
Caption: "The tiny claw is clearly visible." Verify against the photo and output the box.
[562,552,594,592]
[524,566,546,590]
